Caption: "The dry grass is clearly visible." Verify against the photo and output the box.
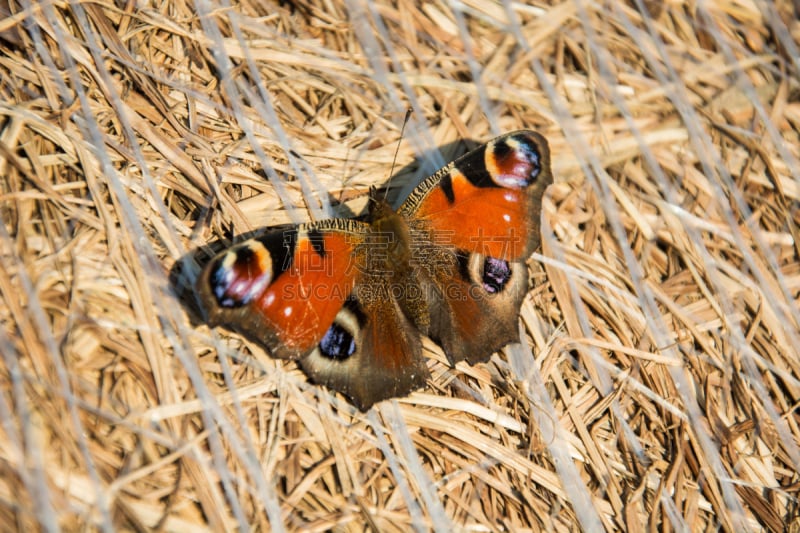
[1,0,799,530]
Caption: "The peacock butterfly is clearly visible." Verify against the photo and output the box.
[196,131,552,410]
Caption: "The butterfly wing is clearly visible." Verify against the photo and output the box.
[400,130,551,260]
[197,218,429,409]
[400,130,552,364]
[299,289,428,410]
[196,220,365,359]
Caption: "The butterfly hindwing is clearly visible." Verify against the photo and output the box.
[300,291,429,410]
[424,254,529,365]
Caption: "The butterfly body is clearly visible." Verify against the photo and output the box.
[197,131,552,409]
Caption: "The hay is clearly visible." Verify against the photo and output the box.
[0,0,798,530]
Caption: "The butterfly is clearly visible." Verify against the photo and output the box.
[196,131,552,410]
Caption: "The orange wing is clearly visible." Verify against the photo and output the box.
[196,219,366,359]
[400,130,552,260]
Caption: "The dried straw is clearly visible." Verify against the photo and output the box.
[0,0,798,530]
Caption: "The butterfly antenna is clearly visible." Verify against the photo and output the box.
[384,108,412,202]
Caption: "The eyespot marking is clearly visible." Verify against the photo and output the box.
[482,256,512,294]
[485,133,543,189]
[209,240,272,308]
[318,304,360,360]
